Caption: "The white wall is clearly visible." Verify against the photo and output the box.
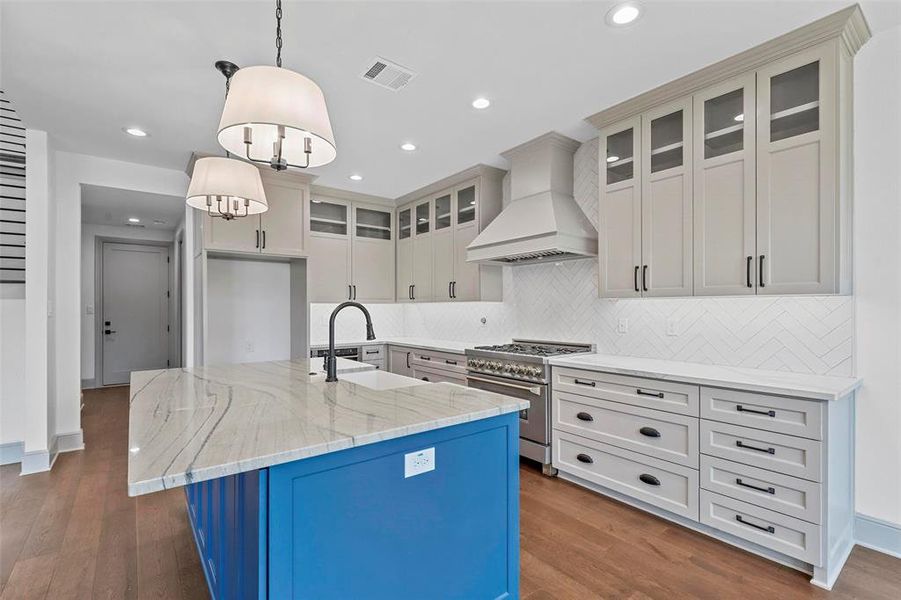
[52,152,188,442]
[206,258,291,364]
[0,298,26,447]
[309,303,406,345]
[80,224,175,381]
[852,23,901,527]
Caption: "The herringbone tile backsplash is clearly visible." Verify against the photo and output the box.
[314,138,855,377]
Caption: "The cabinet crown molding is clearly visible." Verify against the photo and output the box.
[585,4,871,130]
[500,131,582,160]
[395,164,506,207]
[310,184,394,207]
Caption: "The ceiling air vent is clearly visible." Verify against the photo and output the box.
[360,57,416,91]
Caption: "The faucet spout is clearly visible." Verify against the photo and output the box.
[326,302,376,382]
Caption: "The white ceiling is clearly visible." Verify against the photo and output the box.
[81,184,184,231]
[2,1,898,199]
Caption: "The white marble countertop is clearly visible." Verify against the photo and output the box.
[307,356,375,375]
[309,337,492,354]
[549,354,861,401]
[127,359,527,497]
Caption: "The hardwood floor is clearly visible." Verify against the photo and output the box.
[1,386,899,599]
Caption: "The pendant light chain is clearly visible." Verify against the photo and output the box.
[275,0,283,68]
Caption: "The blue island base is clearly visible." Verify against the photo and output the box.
[186,413,520,599]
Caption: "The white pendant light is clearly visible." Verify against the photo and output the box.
[216,0,336,171]
[186,157,268,220]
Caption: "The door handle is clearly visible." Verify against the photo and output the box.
[353,285,357,300]
[576,412,594,422]
[104,329,117,335]
[746,256,753,288]
[736,515,775,534]
[639,426,661,438]
[406,352,411,369]
[448,281,452,299]
[411,284,415,300]
[451,281,456,298]
[736,440,775,454]
[256,230,260,249]
[576,453,593,464]
[736,478,776,495]
[642,265,648,292]
[759,255,765,288]
[634,266,640,292]
[262,230,266,249]
[639,473,661,486]
[636,389,664,398]
[737,405,776,417]
[348,285,353,300]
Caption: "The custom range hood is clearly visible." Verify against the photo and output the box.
[467,132,597,266]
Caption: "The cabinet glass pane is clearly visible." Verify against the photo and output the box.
[356,207,392,240]
[606,128,633,185]
[435,194,451,230]
[310,200,347,235]
[651,110,683,173]
[398,208,411,239]
[704,88,744,159]
[415,202,430,235]
[770,61,819,142]
[456,185,476,225]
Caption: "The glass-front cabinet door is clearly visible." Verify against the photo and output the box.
[641,97,693,297]
[692,73,756,296]
[307,197,351,302]
[414,200,431,236]
[352,204,394,302]
[309,199,349,236]
[455,183,477,228]
[354,206,392,240]
[756,46,835,295]
[434,192,452,231]
[398,206,411,240]
[598,117,642,298]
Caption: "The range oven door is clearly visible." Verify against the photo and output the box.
[466,372,549,445]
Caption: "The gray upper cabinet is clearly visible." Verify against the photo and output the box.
[593,19,861,299]
[693,73,757,296]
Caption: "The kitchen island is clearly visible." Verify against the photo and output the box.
[127,359,526,600]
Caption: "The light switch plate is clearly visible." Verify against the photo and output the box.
[666,318,679,336]
[404,447,435,478]
[617,318,628,334]
[86,304,94,315]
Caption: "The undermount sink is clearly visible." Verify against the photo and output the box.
[339,370,427,391]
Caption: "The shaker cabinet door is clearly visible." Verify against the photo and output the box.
[641,97,693,297]
[396,238,413,303]
[599,117,642,298]
[352,204,394,302]
[261,181,305,257]
[756,45,837,295]
[693,74,757,296]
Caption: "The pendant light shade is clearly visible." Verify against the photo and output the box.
[217,66,337,170]
[186,157,268,220]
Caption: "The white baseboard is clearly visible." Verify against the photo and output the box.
[0,441,24,465]
[57,429,85,453]
[856,513,901,559]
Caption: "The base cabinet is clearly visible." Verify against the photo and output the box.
[552,364,855,588]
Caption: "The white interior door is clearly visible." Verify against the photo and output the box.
[102,243,170,386]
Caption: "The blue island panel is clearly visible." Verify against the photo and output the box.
[268,413,520,600]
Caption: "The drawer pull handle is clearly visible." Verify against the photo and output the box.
[639,473,660,486]
[574,379,596,387]
[636,389,664,398]
[639,426,661,438]
[736,440,775,455]
[445,359,458,365]
[736,514,775,534]
[737,405,776,417]
[576,412,594,422]
[576,453,593,464]
[420,356,431,361]
[736,478,776,495]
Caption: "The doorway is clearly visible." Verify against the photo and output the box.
[100,242,171,386]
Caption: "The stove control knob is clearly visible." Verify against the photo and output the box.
[514,364,526,375]
[529,367,542,378]
[492,361,503,371]
[502,363,513,372]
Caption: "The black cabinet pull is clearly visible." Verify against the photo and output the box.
[639,426,661,438]
[256,230,260,249]
[261,230,266,249]
[406,352,411,369]
[737,405,776,417]
[746,256,753,288]
[104,329,116,335]
[636,389,664,398]
[736,478,776,495]
[420,355,431,361]
[639,474,660,486]
[736,515,775,534]
[634,266,640,293]
[576,412,594,422]
[445,359,457,365]
[736,440,775,454]
[408,285,413,300]
[421,377,430,382]
[348,285,353,300]
[576,453,593,464]
[411,284,415,300]
[448,281,452,298]
[759,255,766,288]
[451,281,456,298]
[353,285,357,300]
[574,379,596,387]
[642,265,648,292]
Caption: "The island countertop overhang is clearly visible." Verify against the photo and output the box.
[127,359,527,497]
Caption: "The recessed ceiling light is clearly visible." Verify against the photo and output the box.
[349,174,363,181]
[128,217,141,223]
[400,142,417,151]
[124,127,148,137]
[472,97,491,110]
[606,155,620,163]
[606,2,641,26]
[734,113,745,122]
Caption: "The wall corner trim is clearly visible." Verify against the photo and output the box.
[57,430,85,454]
[855,513,901,559]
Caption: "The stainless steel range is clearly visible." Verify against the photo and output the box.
[465,339,594,475]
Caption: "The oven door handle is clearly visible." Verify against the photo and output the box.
[466,375,542,396]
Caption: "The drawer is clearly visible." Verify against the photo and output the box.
[411,349,466,376]
[554,432,699,520]
[700,421,822,482]
[362,359,385,370]
[360,345,385,361]
[700,455,821,524]
[701,387,823,440]
[555,391,699,468]
[700,490,821,564]
[554,367,699,417]
[413,365,467,386]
